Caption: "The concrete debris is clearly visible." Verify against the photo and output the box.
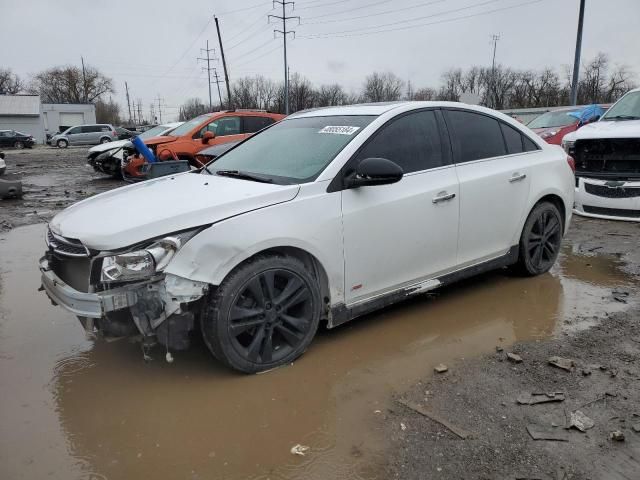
[507,352,522,363]
[495,346,504,353]
[434,364,448,373]
[517,392,566,405]
[612,290,629,304]
[610,430,625,441]
[548,356,575,372]
[397,398,471,439]
[290,444,310,456]
[526,425,569,442]
[631,424,640,433]
[0,178,23,199]
[400,422,407,431]
[567,410,595,432]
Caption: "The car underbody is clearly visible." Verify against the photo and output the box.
[573,138,640,221]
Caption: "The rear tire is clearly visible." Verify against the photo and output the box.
[57,139,68,148]
[201,255,321,373]
[512,202,563,276]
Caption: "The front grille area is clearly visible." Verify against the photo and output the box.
[583,205,640,218]
[575,138,640,177]
[46,228,88,257]
[49,253,92,292]
[584,183,640,198]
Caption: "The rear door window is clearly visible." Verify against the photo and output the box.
[354,110,446,173]
[81,125,100,133]
[445,110,507,163]
[500,123,524,154]
[243,116,275,134]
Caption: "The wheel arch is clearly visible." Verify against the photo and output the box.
[531,193,568,234]
[222,245,332,320]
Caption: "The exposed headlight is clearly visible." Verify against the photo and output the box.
[100,231,197,282]
[540,130,559,139]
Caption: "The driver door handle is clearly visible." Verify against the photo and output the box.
[509,172,527,183]
[432,192,456,204]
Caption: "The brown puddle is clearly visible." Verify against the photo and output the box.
[0,224,634,480]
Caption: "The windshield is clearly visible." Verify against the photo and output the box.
[139,124,174,139]
[208,115,375,183]
[528,110,577,128]
[602,91,640,120]
[169,114,212,137]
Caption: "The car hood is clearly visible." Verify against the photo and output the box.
[563,119,640,142]
[50,173,300,250]
[88,139,130,154]
[144,135,178,146]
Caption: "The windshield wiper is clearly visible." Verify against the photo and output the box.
[215,169,273,183]
[605,115,640,121]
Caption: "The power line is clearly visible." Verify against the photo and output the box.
[233,42,283,69]
[301,0,504,37]
[269,1,300,115]
[302,0,446,25]
[303,0,393,19]
[197,40,219,111]
[298,0,543,39]
[216,1,271,16]
[296,0,352,10]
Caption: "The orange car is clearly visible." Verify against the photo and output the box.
[124,110,285,178]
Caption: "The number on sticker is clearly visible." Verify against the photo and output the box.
[318,126,360,135]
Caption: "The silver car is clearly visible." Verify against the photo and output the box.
[51,124,117,148]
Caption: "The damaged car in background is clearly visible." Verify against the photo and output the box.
[87,122,183,177]
[563,87,640,221]
[40,102,573,373]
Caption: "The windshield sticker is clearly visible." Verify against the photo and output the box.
[318,126,360,135]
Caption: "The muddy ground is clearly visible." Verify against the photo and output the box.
[0,146,639,480]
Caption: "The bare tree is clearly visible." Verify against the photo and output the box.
[362,72,404,102]
[0,68,24,94]
[95,97,121,125]
[316,84,348,107]
[28,64,114,103]
[179,98,207,121]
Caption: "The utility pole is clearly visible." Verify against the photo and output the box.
[269,1,299,115]
[156,94,164,123]
[570,0,586,106]
[150,104,156,124]
[137,99,143,125]
[197,40,218,112]
[215,16,232,110]
[213,69,224,109]
[81,56,88,103]
[131,100,137,125]
[125,82,133,124]
[490,34,500,109]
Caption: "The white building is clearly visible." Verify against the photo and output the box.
[0,95,97,144]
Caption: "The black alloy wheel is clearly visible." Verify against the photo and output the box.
[202,255,321,373]
[515,202,563,276]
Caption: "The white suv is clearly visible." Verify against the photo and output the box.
[39,102,574,373]
[563,87,640,221]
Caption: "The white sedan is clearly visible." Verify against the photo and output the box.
[40,102,574,373]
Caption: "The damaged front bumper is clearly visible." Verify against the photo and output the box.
[39,256,209,346]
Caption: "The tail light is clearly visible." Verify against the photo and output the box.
[566,154,576,173]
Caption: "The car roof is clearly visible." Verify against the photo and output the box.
[288,101,500,119]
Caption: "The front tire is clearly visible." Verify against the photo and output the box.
[57,139,68,148]
[201,255,321,373]
[513,202,563,276]
[14,141,24,149]
[100,137,111,144]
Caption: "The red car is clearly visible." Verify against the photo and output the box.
[528,105,608,145]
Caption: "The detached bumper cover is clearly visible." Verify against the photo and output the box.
[39,257,138,318]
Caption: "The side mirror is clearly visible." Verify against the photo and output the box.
[346,157,403,188]
[202,131,215,144]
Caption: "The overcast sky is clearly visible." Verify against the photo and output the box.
[3,0,639,122]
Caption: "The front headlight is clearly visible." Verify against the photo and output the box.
[540,130,559,139]
[100,231,197,282]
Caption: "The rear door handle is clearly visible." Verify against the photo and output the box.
[509,173,527,183]
[432,192,456,204]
